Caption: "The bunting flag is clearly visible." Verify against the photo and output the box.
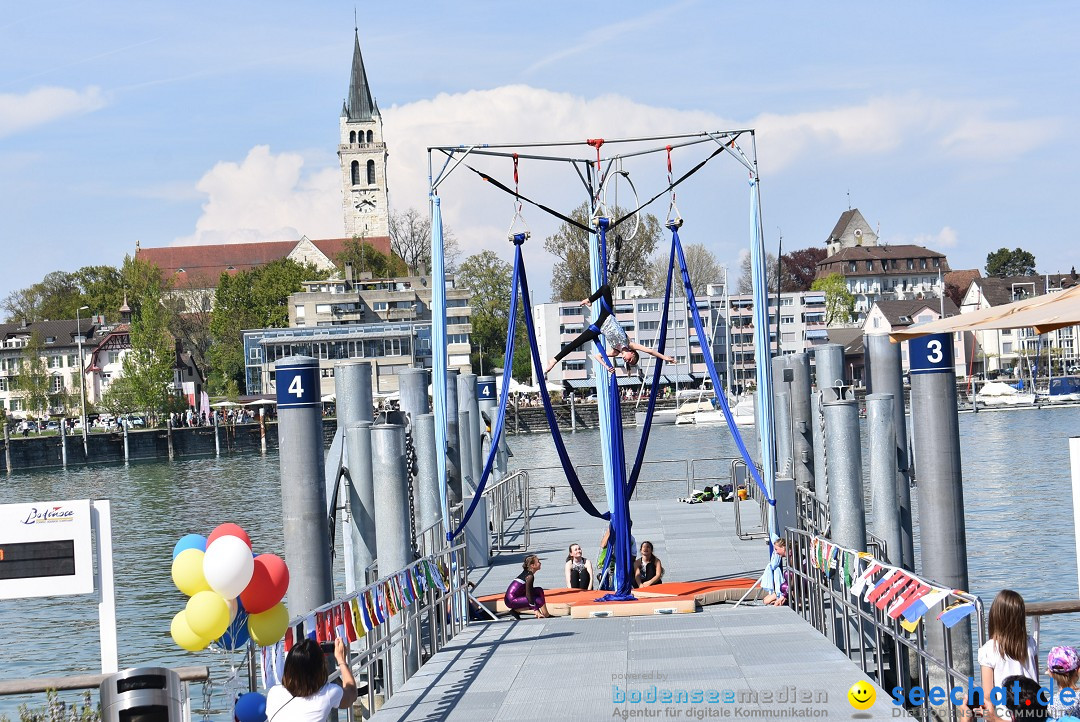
[348,599,364,639]
[937,601,977,628]
[841,551,855,588]
[864,568,900,603]
[358,593,375,632]
[373,586,387,625]
[405,568,420,599]
[315,611,328,642]
[332,606,346,641]
[887,581,931,620]
[261,641,285,689]
[402,571,416,605]
[303,614,317,640]
[392,575,407,609]
[437,561,450,590]
[867,570,909,605]
[850,562,881,597]
[283,626,295,653]
[902,588,951,623]
[824,544,839,578]
[899,617,921,634]
[423,561,439,591]
[383,582,398,617]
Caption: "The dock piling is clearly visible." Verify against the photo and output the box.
[867,393,901,565]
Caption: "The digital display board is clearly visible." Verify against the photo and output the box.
[0,500,94,599]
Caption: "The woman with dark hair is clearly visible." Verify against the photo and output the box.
[564,543,594,590]
[544,284,675,377]
[504,555,551,618]
[265,637,357,721]
[633,541,664,588]
[976,589,1038,721]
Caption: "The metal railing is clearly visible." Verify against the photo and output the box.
[300,539,470,720]
[785,527,984,722]
[482,470,530,553]
[732,459,769,540]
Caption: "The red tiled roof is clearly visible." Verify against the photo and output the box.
[136,237,392,287]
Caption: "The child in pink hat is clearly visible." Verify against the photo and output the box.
[1047,646,1080,720]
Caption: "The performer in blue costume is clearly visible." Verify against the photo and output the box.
[544,284,674,376]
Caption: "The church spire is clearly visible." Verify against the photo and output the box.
[346,29,379,122]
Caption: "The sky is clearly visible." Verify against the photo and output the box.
[2,1,1078,308]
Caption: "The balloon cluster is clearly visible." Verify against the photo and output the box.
[169,523,290,652]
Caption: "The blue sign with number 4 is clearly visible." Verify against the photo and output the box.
[276,363,320,408]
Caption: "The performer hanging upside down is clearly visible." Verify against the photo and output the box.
[544,284,675,376]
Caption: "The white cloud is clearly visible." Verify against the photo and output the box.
[0,86,106,138]
[175,145,343,246]
[914,226,959,249]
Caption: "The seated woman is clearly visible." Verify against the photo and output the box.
[760,537,788,606]
[505,555,551,618]
[564,543,594,590]
[265,637,357,721]
[544,284,675,376]
[633,541,664,588]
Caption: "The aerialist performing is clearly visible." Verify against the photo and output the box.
[544,283,675,376]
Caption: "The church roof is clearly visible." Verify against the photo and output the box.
[345,30,379,122]
[827,209,859,243]
[136,237,392,287]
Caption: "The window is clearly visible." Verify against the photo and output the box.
[920,258,928,270]
[447,316,468,325]
[67,354,76,367]
[315,304,331,314]
[638,302,660,313]
[780,315,794,325]
[447,298,468,307]
[51,376,63,393]
[0,378,6,392]
[1003,342,1013,354]
[849,261,857,272]
[349,130,356,144]
[366,130,373,143]
[564,361,586,371]
[639,320,659,331]
[295,305,306,319]
[447,334,469,344]
[48,356,62,368]
[866,261,873,271]
[350,161,360,186]
[559,325,583,335]
[559,307,582,317]
[321,368,335,378]
[933,258,941,268]
[907,259,914,270]
[366,160,376,185]
[665,319,685,329]
[249,347,261,360]
[781,297,793,306]
[373,301,388,311]
[872,317,880,329]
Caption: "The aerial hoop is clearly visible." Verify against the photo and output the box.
[600,161,641,243]
[507,153,531,242]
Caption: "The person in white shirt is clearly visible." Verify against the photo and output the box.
[265,638,357,722]
[976,590,1039,721]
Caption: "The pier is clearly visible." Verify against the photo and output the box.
[369,498,895,721]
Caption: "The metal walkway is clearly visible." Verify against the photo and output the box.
[371,499,897,721]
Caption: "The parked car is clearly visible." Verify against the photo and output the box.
[44,421,60,432]
[125,415,146,428]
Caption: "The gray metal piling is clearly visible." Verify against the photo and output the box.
[445,369,462,504]
[412,413,441,547]
[867,393,902,565]
[276,356,333,617]
[909,333,972,676]
[787,353,815,491]
[337,362,375,426]
[345,421,377,583]
[815,343,847,402]
[337,362,376,592]
[772,356,793,478]
[398,369,430,421]
[865,333,914,570]
[457,373,483,486]
[460,408,491,568]
[60,419,67,468]
[371,423,419,692]
[213,413,220,456]
[821,397,866,551]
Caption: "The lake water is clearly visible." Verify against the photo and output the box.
[1,406,1078,716]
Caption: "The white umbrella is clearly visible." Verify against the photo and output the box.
[321,393,336,403]
[243,399,277,407]
[211,401,239,408]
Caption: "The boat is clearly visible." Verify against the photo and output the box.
[1044,376,1080,404]
[675,395,755,426]
[974,380,1037,408]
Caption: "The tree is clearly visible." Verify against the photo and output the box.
[544,203,661,302]
[15,331,51,418]
[645,243,722,296]
[779,247,828,292]
[336,237,407,278]
[122,274,177,417]
[207,259,325,394]
[389,207,461,275]
[737,251,779,294]
[811,273,855,324]
[985,248,1036,277]
[1,260,158,324]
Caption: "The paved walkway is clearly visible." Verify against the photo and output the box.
[372,499,897,721]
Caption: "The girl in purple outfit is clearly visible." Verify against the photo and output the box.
[505,555,551,618]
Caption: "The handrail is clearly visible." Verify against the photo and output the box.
[786,527,985,722]
[0,666,210,695]
[482,470,530,553]
[732,459,768,540]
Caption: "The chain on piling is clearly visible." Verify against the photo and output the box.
[404,416,420,556]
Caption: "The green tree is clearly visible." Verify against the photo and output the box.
[737,250,780,294]
[457,250,515,371]
[811,273,855,324]
[15,331,51,419]
[1,258,160,324]
[336,237,407,278]
[985,247,1036,277]
[544,203,662,302]
[122,278,177,417]
[207,259,325,394]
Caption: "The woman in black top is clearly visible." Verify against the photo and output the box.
[564,543,594,590]
[504,555,551,618]
[634,541,664,588]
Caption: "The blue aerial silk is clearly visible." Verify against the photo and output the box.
[430,195,450,535]
[748,178,778,536]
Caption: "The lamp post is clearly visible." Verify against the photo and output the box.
[76,305,90,455]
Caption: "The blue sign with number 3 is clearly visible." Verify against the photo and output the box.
[908,333,953,375]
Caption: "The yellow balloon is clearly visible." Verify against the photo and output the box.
[171,610,210,652]
[186,590,230,640]
[171,549,211,596]
[248,603,289,646]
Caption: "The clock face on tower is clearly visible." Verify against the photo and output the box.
[353,189,377,211]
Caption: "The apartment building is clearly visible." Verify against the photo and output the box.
[0,319,99,419]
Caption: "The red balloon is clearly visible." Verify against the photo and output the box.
[207,523,252,550]
[240,554,290,614]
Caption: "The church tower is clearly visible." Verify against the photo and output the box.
[338,30,389,239]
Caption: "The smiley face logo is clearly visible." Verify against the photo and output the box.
[847,680,876,710]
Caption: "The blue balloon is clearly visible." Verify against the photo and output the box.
[215,601,250,651]
[172,534,207,559]
[234,692,266,722]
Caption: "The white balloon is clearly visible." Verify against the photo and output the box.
[226,596,239,623]
[203,535,255,599]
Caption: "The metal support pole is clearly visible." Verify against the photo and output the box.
[570,392,576,432]
[787,353,814,491]
[213,413,220,456]
[336,362,375,426]
[445,369,462,505]
[60,418,68,468]
[865,333,914,570]
[1070,437,1080,598]
[345,421,376,583]
[259,408,266,454]
[460,409,490,568]
[815,343,847,402]
[867,393,901,565]
[910,333,972,676]
[413,414,440,546]
[476,375,496,476]
[166,418,174,460]
[336,362,375,594]
[122,421,129,463]
[822,398,866,551]
[457,373,482,487]
[3,423,10,474]
[371,423,419,693]
[773,355,793,479]
[276,356,333,617]
[398,369,430,421]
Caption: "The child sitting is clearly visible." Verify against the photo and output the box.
[1047,646,1080,720]
[760,537,788,606]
